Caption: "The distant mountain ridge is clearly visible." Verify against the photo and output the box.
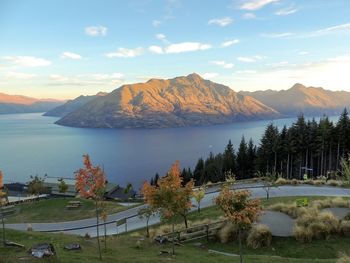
[44,92,108,117]
[55,73,280,129]
[239,83,350,116]
[0,92,64,114]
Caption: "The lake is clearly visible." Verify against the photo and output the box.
[0,113,339,190]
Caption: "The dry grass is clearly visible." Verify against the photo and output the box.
[275,178,287,185]
[294,210,340,243]
[216,221,239,243]
[337,253,350,263]
[246,224,272,249]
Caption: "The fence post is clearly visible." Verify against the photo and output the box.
[206,224,209,242]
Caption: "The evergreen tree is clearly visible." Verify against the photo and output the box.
[236,136,248,179]
[222,140,236,176]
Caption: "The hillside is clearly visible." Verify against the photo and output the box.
[0,92,64,114]
[240,83,350,116]
[44,92,107,117]
[56,73,279,129]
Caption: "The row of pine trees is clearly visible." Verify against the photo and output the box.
[150,109,350,186]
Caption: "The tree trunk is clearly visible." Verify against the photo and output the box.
[172,222,175,255]
[238,228,243,263]
[104,220,107,251]
[287,153,290,179]
[146,217,150,238]
[1,214,5,247]
[183,214,188,229]
[95,200,102,260]
[197,202,201,213]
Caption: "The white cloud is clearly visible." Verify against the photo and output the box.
[164,42,212,54]
[211,60,234,69]
[275,5,298,16]
[242,13,256,19]
[235,70,257,74]
[152,20,162,27]
[3,56,51,67]
[261,32,294,38]
[49,74,68,81]
[221,39,240,47]
[4,71,36,80]
[237,56,265,63]
[202,72,218,79]
[307,23,350,37]
[297,51,309,55]
[156,33,166,41]
[105,47,144,58]
[61,52,82,60]
[85,26,107,37]
[149,45,164,54]
[91,73,124,80]
[208,17,233,27]
[240,0,279,10]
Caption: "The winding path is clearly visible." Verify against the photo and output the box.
[5,184,350,237]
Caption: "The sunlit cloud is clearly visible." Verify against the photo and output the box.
[105,47,144,58]
[48,73,124,86]
[85,26,107,37]
[221,39,240,47]
[237,56,265,63]
[275,5,298,16]
[61,52,82,60]
[4,72,37,80]
[149,42,212,54]
[261,32,294,38]
[211,60,234,69]
[208,17,233,27]
[305,22,350,37]
[239,0,279,10]
[2,56,51,67]
[242,13,256,19]
[201,72,218,79]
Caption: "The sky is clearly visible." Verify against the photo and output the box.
[1,0,350,99]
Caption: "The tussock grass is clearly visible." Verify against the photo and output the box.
[216,222,239,243]
[337,253,350,263]
[339,220,350,237]
[246,224,272,249]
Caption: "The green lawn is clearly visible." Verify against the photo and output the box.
[0,228,346,263]
[5,198,139,223]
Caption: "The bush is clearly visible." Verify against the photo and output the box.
[294,210,340,242]
[216,222,239,243]
[275,178,287,185]
[339,220,350,237]
[327,180,340,187]
[337,253,350,263]
[267,202,307,218]
[291,179,299,185]
[293,225,313,243]
[246,224,272,249]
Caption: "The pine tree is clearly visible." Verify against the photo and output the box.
[237,136,248,179]
[222,140,236,175]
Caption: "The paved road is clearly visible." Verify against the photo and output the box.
[5,185,350,237]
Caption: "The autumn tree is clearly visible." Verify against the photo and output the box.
[215,186,261,263]
[141,161,194,255]
[75,154,106,260]
[193,186,206,213]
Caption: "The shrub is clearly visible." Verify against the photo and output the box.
[216,222,239,243]
[337,253,350,263]
[339,221,350,237]
[345,212,350,221]
[246,224,272,249]
[267,202,306,218]
[291,179,299,185]
[327,180,340,187]
[311,180,326,186]
[27,224,33,231]
[275,178,287,185]
[294,210,340,242]
[293,225,313,243]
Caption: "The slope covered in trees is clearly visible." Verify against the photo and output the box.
[150,109,350,185]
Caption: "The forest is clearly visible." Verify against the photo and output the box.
[150,109,350,186]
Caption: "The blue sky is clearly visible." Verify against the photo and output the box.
[1,0,350,99]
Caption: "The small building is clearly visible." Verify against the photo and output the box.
[105,185,136,201]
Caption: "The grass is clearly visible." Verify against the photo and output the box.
[0,228,347,263]
[5,198,139,223]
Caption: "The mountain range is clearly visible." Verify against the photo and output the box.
[55,73,279,128]
[0,93,64,114]
[240,83,350,116]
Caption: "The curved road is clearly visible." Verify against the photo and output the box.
[5,185,350,237]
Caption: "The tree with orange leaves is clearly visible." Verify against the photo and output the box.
[75,154,106,260]
[0,170,7,204]
[215,186,261,263]
[141,161,194,254]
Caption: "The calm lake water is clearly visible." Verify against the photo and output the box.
[0,113,339,189]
